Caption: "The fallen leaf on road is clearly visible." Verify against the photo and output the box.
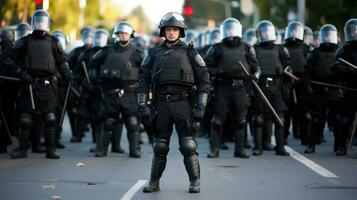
[52,195,61,200]
[76,161,84,167]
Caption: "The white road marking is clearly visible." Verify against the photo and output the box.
[121,180,147,200]
[271,135,338,178]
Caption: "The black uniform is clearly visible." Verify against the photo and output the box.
[67,44,91,143]
[204,38,259,158]
[252,42,290,156]
[139,40,210,192]
[283,39,310,144]
[89,42,144,157]
[303,43,340,153]
[331,41,357,155]
[5,32,72,159]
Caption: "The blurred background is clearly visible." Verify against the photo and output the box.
[0,0,355,43]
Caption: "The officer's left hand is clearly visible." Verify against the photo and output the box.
[192,104,205,119]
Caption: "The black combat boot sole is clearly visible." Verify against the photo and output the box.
[143,186,160,193]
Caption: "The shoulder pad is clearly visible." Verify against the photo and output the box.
[12,38,25,50]
[248,46,256,58]
[282,46,290,58]
[141,54,151,66]
[195,53,206,67]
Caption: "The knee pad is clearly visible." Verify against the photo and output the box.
[19,113,33,128]
[126,116,140,132]
[153,139,169,156]
[104,118,115,131]
[252,115,263,127]
[211,115,223,130]
[42,112,56,127]
[179,136,197,156]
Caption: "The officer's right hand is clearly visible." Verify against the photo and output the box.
[138,104,151,120]
[18,71,32,84]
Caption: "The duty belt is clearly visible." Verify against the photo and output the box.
[155,92,190,102]
[32,77,52,87]
[103,88,125,98]
[258,77,280,87]
[216,78,245,87]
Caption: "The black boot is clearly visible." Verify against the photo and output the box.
[207,127,220,158]
[263,117,274,151]
[95,130,110,157]
[252,126,263,156]
[90,123,101,153]
[10,128,30,159]
[234,129,249,158]
[45,126,60,159]
[336,147,347,156]
[111,124,124,153]
[32,144,46,153]
[304,145,315,154]
[275,128,289,156]
[183,155,200,193]
[127,131,141,158]
[143,155,167,193]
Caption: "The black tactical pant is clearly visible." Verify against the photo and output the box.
[96,90,140,157]
[209,84,249,156]
[307,91,338,147]
[147,97,200,185]
[251,81,287,154]
[16,80,58,153]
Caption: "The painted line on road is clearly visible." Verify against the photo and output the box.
[121,179,147,200]
[271,136,338,178]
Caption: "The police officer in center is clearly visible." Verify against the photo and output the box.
[138,12,210,193]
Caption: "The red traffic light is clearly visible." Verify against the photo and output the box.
[34,0,43,4]
[183,5,193,17]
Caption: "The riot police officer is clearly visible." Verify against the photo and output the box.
[252,20,290,156]
[89,22,144,158]
[15,23,32,41]
[283,21,311,144]
[5,10,74,159]
[67,26,94,143]
[0,29,15,153]
[139,12,210,193]
[331,19,357,156]
[205,18,260,158]
[243,28,258,47]
[303,24,340,154]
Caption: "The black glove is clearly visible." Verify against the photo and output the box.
[18,71,32,84]
[247,74,258,81]
[138,104,151,120]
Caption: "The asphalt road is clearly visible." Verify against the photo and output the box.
[1,117,357,200]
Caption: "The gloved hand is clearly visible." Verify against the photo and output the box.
[138,104,151,120]
[18,71,32,84]
[246,74,258,81]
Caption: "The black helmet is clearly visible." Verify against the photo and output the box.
[112,22,135,39]
[15,22,32,41]
[256,20,276,43]
[303,26,313,45]
[93,29,109,47]
[243,28,257,46]
[158,12,187,38]
[344,18,357,42]
[319,24,338,44]
[0,29,14,42]
[209,28,220,45]
[52,30,67,49]
[220,18,242,40]
[31,9,51,31]
[285,21,304,41]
